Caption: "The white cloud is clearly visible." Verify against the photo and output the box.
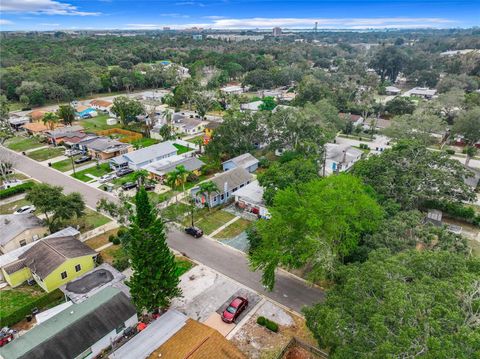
[0,19,14,25]
[159,13,190,18]
[175,1,205,7]
[39,22,60,26]
[1,0,100,16]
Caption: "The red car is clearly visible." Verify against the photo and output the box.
[221,296,248,323]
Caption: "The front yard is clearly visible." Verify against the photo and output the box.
[183,208,236,235]
[71,163,112,182]
[27,147,64,161]
[214,218,252,239]
[80,208,111,231]
[85,228,120,250]
[173,143,194,154]
[5,136,45,152]
[0,198,34,215]
[51,155,85,172]
[77,113,113,132]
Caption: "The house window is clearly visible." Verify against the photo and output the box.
[75,264,82,272]
[19,239,27,247]
[60,271,68,279]
[116,323,126,334]
[232,187,238,192]
[221,194,225,200]
[240,184,244,188]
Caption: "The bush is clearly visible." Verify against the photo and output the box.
[0,182,34,199]
[445,149,455,155]
[265,320,279,332]
[112,237,121,245]
[256,316,266,326]
[108,235,115,243]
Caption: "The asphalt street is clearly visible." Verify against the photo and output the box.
[1,146,325,313]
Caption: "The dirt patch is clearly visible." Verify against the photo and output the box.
[284,346,316,359]
[85,228,119,250]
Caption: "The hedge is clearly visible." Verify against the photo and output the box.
[424,199,480,226]
[0,289,64,327]
[0,181,34,199]
[256,316,279,332]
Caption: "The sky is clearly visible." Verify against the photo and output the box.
[0,0,479,31]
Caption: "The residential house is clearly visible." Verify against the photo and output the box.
[171,113,208,135]
[44,125,85,145]
[240,100,263,112]
[339,113,364,127]
[77,136,133,160]
[222,153,259,173]
[1,234,97,292]
[90,99,113,113]
[22,122,64,136]
[385,86,401,95]
[203,121,221,144]
[323,143,364,176]
[110,312,246,359]
[109,141,178,170]
[8,115,30,130]
[403,87,437,99]
[234,180,270,219]
[191,167,253,208]
[279,92,296,102]
[75,105,98,119]
[363,117,392,131]
[0,287,137,359]
[0,227,79,285]
[0,214,46,254]
[220,85,244,95]
[29,110,46,122]
[144,155,204,181]
[258,89,283,98]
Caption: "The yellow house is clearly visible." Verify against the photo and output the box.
[203,122,221,144]
[2,236,97,292]
[0,214,47,254]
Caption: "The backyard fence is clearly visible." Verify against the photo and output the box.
[276,337,329,359]
[96,128,143,144]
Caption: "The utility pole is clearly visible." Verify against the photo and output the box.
[70,155,76,176]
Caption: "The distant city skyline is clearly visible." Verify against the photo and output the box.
[0,0,479,31]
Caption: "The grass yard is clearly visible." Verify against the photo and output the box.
[112,172,138,186]
[214,218,252,239]
[79,208,111,231]
[0,198,31,215]
[5,136,45,152]
[77,114,113,132]
[148,190,175,205]
[132,137,159,149]
[173,143,193,154]
[51,155,84,172]
[186,135,204,144]
[27,147,64,162]
[175,256,195,276]
[85,228,120,250]
[72,163,112,182]
[184,208,236,235]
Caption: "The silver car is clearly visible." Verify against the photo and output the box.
[14,205,36,214]
[99,173,117,183]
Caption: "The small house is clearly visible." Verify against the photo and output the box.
[44,125,85,145]
[89,99,113,113]
[385,86,401,95]
[22,122,64,135]
[339,113,364,127]
[222,153,259,173]
[191,167,253,208]
[220,85,244,95]
[2,235,97,292]
[240,100,263,112]
[76,136,133,160]
[109,141,178,170]
[171,114,208,135]
[0,287,137,359]
[403,87,437,99]
[0,214,46,254]
[323,143,364,176]
[144,155,204,181]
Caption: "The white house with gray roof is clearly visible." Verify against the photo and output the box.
[222,153,259,173]
[191,167,253,208]
[323,143,364,176]
[144,155,204,180]
[0,214,46,254]
[109,141,178,170]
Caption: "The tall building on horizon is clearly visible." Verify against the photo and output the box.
[272,27,282,37]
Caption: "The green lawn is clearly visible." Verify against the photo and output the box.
[71,163,112,182]
[173,143,193,154]
[27,147,64,162]
[175,257,194,276]
[184,209,236,235]
[0,198,29,215]
[186,135,204,144]
[112,172,138,186]
[78,114,113,132]
[0,285,64,326]
[5,136,45,152]
[80,208,111,231]
[51,155,87,172]
[214,218,253,239]
[132,137,159,149]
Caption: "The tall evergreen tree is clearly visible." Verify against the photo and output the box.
[128,188,181,312]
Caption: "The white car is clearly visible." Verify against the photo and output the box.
[99,173,117,183]
[14,205,36,214]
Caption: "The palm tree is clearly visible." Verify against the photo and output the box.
[174,165,190,194]
[197,180,219,211]
[42,112,59,131]
[165,170,180,203]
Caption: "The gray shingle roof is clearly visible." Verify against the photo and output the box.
[0,287,136,359]
[0,214,44,247]
[211,167,253,194]
[79,136,130,153]
[223,153,259,170]
[19,236,97,279]
[121,141,177,165]
[147,156,204,176]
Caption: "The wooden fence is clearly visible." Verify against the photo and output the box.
[276,337,329,359]
[96,128,143,143]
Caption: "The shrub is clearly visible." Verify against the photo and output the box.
[0,182,34,199]
[256,316,266,326]
[108,235,115,243]
[112,237,121,245]
[445,149,455,155]
[265,320,279,332]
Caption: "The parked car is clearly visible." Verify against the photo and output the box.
[221,297,248,323]
[0,180,23,190]
[144,183,156,191]
[122,182,137,191]
[116,167,134,177]
[184,226,203,238]
[65,149,82,157]
[74,155,92,164]
[99,173,117,183]
[14,205,36,215]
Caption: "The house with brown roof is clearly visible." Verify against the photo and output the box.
[339,112,364,127]
[22,122,64,135]
[2,235,97,292]
[45,125,85,145]
[76,135,133,160]
[90,99,113,112]
[29,110,46,122]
